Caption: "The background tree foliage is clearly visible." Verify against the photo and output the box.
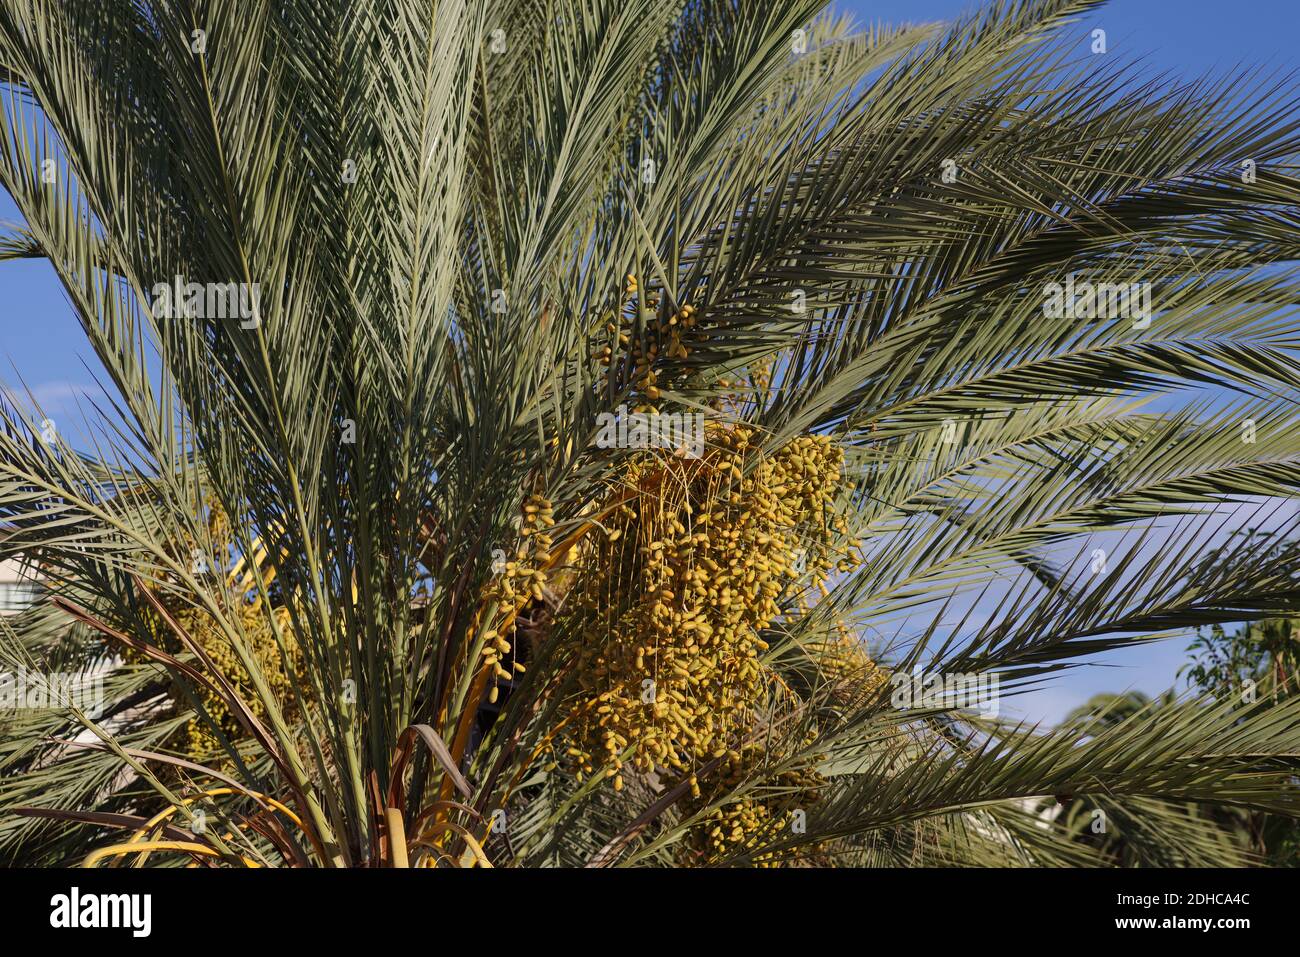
[1183,616,1300,865]
[2,0,1300,866]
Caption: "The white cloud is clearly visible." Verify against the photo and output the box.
[1,380,94,415]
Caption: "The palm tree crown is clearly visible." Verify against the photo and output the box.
[2,0,1300,867]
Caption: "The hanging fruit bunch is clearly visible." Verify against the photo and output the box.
[807,630,890,707]
[677,739,829,866]
[476,495,555,705]
[136,499,306,760]
[592,274,703,411]
[553,272,883,863]
[553,417,869,857]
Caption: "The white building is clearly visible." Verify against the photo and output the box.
[0,555,43,615]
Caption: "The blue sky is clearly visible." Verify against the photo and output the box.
[849,0,1297,73]
[1,1,1297,724]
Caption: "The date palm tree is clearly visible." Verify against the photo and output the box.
[3,0,1300,867]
